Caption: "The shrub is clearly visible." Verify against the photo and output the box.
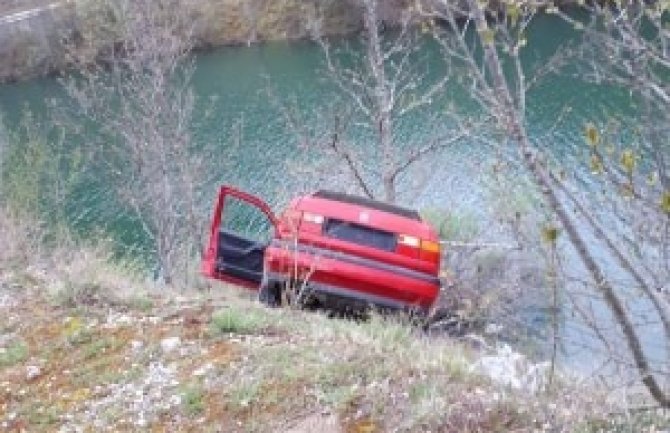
[420,208,480,241]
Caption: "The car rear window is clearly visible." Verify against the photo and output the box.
[323,219,396,252]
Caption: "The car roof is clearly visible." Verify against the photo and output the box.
[313,190,421,221]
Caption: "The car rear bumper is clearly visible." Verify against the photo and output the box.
[265,241,440,311]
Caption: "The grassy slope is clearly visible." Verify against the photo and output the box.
[0,211,667,432]
[3,279,666,433]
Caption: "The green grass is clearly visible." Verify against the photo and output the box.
[66,327,94,346]
[226,380,264,410]
[84,337,113,360]
[23,403,60,427]
[127,293,154,311]
[0,340,28,367]
[209,306,268,335]
[181,383,205,416]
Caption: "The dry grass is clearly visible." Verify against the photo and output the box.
[0,210,45,272]
[0,208,149,306]
[0,212,668,432]
[1,282,668,432]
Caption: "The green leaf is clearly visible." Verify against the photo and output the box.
[479,28,495,46]
[541,225,560,244]
[620,149,636,174]
[507,3,520,26]
[584,123,599,146]
[661,191,670,214]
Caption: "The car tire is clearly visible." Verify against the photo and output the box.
[258,280,281,307]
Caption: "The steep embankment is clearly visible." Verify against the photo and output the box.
[0,284,603,432]
[0,212,666,431]
[2,273,666,430]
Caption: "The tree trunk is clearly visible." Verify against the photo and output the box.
[363,0,396,204]
[383,175,396,203]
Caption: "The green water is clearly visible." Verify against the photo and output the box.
[0,14,636,210]
[0,14,665,376]
[0,15,630,194]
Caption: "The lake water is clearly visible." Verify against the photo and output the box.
[0,13,666,382]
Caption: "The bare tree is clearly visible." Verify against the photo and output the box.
[424,0,670,407]
[571,2,670,303]
[304,0,473,203]
[59,0,205,285]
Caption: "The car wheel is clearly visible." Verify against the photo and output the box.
[258,280,281,307]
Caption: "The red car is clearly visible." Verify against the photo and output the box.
[202,186,442,315]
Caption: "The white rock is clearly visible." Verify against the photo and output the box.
[462,333,489,350]
[26,365,41,381]
[471,344,550,393]
[192,363,214,377]
[105,312,134,328]
[160,337,180,353]
[131,340,144,351]
[0,294,17,308]
[484,323,503,335]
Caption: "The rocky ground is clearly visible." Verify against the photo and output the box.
[0,263,668,432]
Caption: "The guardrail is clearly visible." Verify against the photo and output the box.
[0,1,63,26]
[439,240,520,250]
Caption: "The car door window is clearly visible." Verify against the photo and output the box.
[221,195,273,244]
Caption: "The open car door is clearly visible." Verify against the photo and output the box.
[202,186,277,289]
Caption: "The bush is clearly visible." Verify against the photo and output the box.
[420,208,480,241]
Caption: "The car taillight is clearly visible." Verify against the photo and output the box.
[398,234,420,248]
[301,212,324,234]
[396,234,441,264]
[396,234,420,258]
[419,239,441,265]
[421,239,440,253]
[303,212,324,224]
